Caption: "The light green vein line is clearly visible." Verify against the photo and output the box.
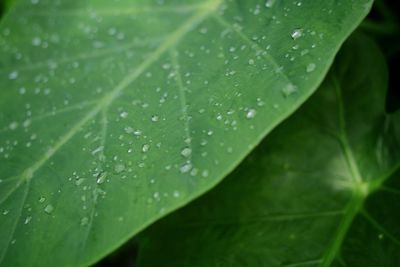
[30,101,99,122]
[77,109,108,264]
[0,182,30,264]
[320,76,365,267]
[169,48,193,160]
[362,210,400,245]
[0,37,164,73]
[0,179,23,206]
[176,210,344,228]
[212,14,294,86]
[1,0,222,208]
[380,185,400,196]
[333,78,363,185]
[283,259,322,267]
[0,101,97,135]
[321,196,362,267]
[23,3,209,17]
[369,161,400,193]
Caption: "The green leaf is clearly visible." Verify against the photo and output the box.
[0,0,372,266]
[137,33,400,267]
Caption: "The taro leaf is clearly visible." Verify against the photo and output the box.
[0,0,372,266]
[137,33,400,267]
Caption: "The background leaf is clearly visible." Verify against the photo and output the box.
[137,33,400,267]
[0,0,372,266]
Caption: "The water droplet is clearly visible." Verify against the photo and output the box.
[9,121,18,130]
[91,146,104,155]
[38,196,46,203]
[32,36,41,46]
[2,210,9,215]
[246,109,256,119]
[180,163,192,173]
[181,148,192,158]
[281,84,298,97]
[265,0,275,8]
[142,144,150,153]
[24,216,32,224]
[81,217,89,226]
[114,164,125,173]
[75,178,85,186]
[124,126,134,134]
[23,119,31,128]
[257,98,265,107]
[306,63,316,73]
[44,204,54,214]
[190,168,199,176]
[151,115,159,122]
[291,29,303,40]
[120,111,128,119]
[8,71,18,80]
[96,172,107,184]
[173,191,180,198]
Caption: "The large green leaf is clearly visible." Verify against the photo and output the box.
[0,0,372,266]
[137,33,400,267]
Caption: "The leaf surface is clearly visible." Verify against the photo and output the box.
[137,33,400,267]
[0,0,372,266]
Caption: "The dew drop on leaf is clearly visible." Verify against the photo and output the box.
[281,84,298,97]
[31,36,41,46]
[114,164,125,173]
[306,63,316,73]
[81,217,89,226]
[124,126,134,134]
[142,144,150,153]
[291,29,303,40]
[120,111,128,119]
[246,109,257,119]
[265,0,275,8]
[24,216,32,224]
[181,148,192,158]
[75,178,85,186]
[173,191,180,198]
[180,163,192,173]
[151,115,159,122]
[44,204,54,214]
[9,122,18,130]
[96,172,107,184]
[8,71,18,80]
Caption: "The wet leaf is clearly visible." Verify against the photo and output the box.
[0,0,372,266]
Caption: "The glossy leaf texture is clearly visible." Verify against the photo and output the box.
[0,0,372,266]
[137,33,400,267]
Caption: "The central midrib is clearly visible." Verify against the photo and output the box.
[321,77,384,266]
